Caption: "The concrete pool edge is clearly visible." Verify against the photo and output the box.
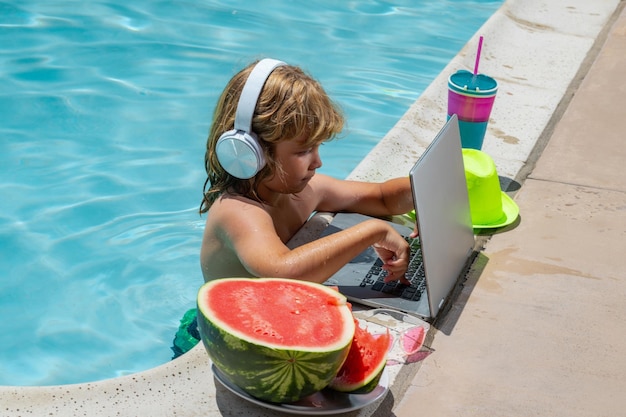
[1,0,622,415]
[347,0,622,184]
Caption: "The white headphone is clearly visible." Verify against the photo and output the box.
[215,58,287,179]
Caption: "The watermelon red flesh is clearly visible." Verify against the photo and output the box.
[329,320,391,393]
[205,278,347,349]
[197,278,355,403]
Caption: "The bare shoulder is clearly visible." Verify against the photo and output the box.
[206,194,273,232]
[201,194,276,279]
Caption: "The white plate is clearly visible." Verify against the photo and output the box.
[212,365,389,416]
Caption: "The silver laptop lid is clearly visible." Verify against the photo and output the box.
[410,114,475,318]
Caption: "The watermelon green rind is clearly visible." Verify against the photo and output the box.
[328,323,390,393]
[344,366,385,394]
[197,278,355,403]
[199,318,348,402]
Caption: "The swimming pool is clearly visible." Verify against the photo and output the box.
[0,0,502,386]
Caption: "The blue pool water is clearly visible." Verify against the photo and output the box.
[0,0,502,386]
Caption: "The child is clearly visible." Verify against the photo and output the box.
[199,58,416,285]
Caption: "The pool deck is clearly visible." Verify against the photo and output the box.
[2,0,626,416]
[392,1,626,416]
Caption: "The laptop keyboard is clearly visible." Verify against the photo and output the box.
[363,236,427,301]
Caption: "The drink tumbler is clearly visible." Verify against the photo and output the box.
[447,69,498,150]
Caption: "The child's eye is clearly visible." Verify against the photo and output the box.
[297,145,317,155]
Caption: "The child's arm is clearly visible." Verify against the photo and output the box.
[206,195,410,284]
[312,174,418,238]
[312,174,414,218]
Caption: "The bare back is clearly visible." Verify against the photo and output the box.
[200,185,319,281]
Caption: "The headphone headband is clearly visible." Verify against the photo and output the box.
[234,58,286,134]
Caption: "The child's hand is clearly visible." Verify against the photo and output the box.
[383,267,412,285]
[371,227,411,285]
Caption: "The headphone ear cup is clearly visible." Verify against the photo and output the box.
[215,129,266,179]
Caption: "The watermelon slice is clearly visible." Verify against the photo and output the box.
[197,278,355,403]
[329,320,391,393]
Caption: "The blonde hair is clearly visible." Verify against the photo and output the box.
[200,60,344,214]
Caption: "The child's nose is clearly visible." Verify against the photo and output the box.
[311,149,322,169]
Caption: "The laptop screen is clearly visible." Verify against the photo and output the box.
[321,115,475,320]
[409,115,475,318]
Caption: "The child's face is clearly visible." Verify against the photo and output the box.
[263,134,322,194]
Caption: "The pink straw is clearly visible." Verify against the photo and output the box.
[473,36,484,75]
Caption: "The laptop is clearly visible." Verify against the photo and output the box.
[321,115,475,321]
